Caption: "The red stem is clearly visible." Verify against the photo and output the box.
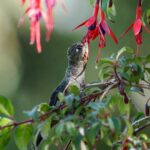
[138,0,142,6]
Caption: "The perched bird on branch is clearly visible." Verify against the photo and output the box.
[49,42,89,106]
[35,42,89,147]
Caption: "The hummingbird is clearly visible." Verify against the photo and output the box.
[35,42,89,147]
[49,42,89,105]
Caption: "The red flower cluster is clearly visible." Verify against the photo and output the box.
[121,0,150,56]
[20,0,56,53]
[73,0,118,62]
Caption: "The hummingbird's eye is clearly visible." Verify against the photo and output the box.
[76,49,79,52]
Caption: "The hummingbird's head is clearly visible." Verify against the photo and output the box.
[67,42,89,66]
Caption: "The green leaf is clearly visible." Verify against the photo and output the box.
[86,122,101,145]
[107,117,115,131]
[55,121,64,136]
[124,120,133,137]
[119,97,130,117]
[65,121,76,136]
[68,85,80,96]
[116,47,133,60]
[139,134,148,141]
[64,94,75,106]
[14,124,33,150]
[111,117,121,132]
[130,87,145,96]
[40,120,51,139]
[37,103,50,114]
[58,92,65,102]
[146,8,150,25]
[145,67,150,74]
[0,96,14,117]
[0,117,12,149]
[133,112,145,122]
[24,106,39,121]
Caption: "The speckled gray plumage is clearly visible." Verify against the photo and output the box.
[49,42,88,106]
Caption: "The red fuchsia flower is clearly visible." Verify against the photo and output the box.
[73,0,118,62]
[95,8,118,62]
[73,0,100,45]
[120,0,150,57]
[20,0,56,53]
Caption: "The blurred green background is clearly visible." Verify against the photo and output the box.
[0,0,150,149]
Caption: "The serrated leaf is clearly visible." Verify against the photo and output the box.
[14,124,33,150]
[0,96,14,117]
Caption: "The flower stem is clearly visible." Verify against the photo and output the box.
[136,45,140,57]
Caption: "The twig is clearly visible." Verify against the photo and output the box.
[63,140,72,150]
[133,121,150,135]
[132,116,150,127]
[83,79,116,89]
[100,82,118,100]
[0,90,112,131]
[0,119,34,130]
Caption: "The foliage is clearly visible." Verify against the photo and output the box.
[0,48,150,149]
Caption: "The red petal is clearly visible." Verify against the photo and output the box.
[100,10,105,21]
[21,0,26,6]
[100,21,110,34]
[35,22,42,53]
[73,17,96,30]
[91,26,99,40]
[30,21,36,45]
[136,6,142,19]
[93,3,99,17]
[109,29,118,44]
[85,17,96,28]
[135,33,142,45]
[73,19,89,30]
[133,19,142,35]
[120,23,133,38]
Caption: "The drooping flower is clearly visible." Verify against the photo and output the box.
[73,0,118,62]
[120,0,150,56]
[98,9,118,48]
[73,0,100,45]
[20,0,56,53]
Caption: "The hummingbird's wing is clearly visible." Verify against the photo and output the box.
[49,79,70,106]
